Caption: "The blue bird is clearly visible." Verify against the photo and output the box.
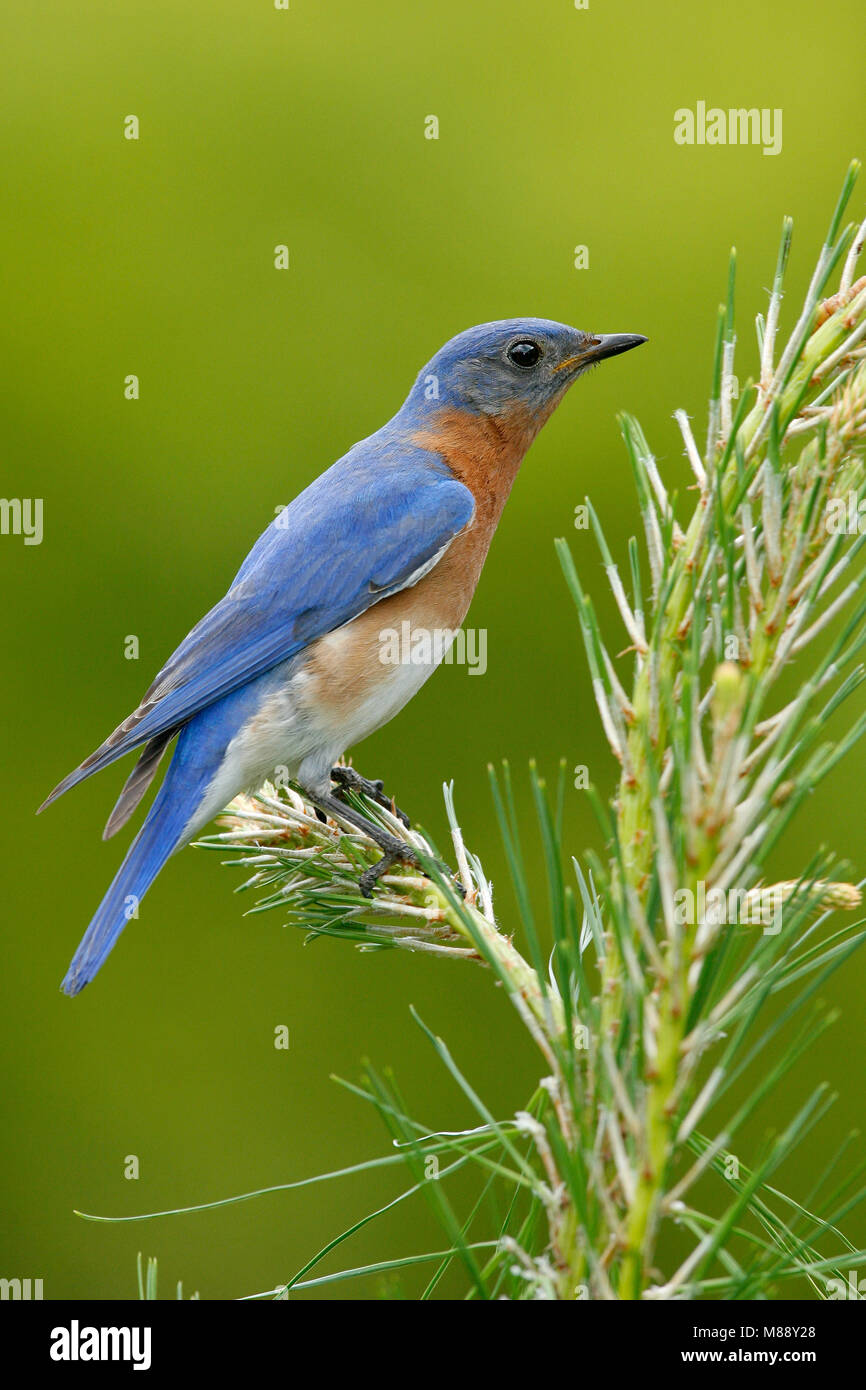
[39,319,646,994]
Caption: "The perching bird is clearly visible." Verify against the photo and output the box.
[40,319,646,994]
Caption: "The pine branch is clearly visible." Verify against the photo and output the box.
[180,164,866,1301]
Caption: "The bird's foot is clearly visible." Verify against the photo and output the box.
[358,844,467,900]
[359,843,420,897]
[330,765,411,828]
[310,773,463,900]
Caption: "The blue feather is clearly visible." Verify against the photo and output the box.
[40,444,474,810]
[60,682,263,994]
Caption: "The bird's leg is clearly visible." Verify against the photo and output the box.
[329,765,411,828]
[301,786,419,898]
[303,784,464,901]
[355,836,466,901]
[357,846,413,898]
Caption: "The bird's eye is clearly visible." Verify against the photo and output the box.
[507,340,542,369]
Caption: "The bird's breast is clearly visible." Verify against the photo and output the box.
[411,400,553,533]
[297,405,547,734]
[298,536,482,735]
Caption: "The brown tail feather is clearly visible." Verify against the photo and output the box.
[36,696,167,815]
[102,730,175,840]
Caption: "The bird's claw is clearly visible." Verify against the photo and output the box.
[358,849,466,901]
[358,845,419,897]
[330,766,411,828]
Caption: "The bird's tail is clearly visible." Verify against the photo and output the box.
[61,754,205,997]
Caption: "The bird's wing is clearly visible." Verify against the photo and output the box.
[41,453,475,809]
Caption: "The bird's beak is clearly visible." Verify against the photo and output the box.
[554,333,648,373]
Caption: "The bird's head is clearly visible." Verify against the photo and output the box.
[403,318,647,424]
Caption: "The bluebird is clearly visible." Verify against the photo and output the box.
[40,319,646,994]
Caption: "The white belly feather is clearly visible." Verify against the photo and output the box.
[184,619,454,839]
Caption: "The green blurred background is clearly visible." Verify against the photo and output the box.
[3,0,865,1300]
